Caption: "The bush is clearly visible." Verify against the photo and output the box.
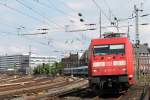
[33,62,64,76]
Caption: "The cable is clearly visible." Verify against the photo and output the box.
[0,2,65,31]
[91,0,111,23]
[57,0,89,24]
[34,0,85,24]
[47,0,70,16]
[91,0,121,31]
[0,2,48,25]
[33,0,68,17]
[15,0,65,29]
[57,0,76,12]
[103,0,117,20]
[0,29,52,47]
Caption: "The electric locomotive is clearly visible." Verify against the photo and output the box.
[88,32,135,92]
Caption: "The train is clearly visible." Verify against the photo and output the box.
[88,32,135,93]
[63,32,150,94]
[63,66,88,76]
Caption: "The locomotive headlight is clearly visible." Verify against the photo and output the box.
[113,60,126,66]
[93,62,105,67]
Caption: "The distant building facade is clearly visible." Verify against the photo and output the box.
[0,55,29,74]
[61,51,88,68]
[0,54,58,74]
[61,53,79,68]
[79,50,88,66]
[133,43,150,76]
[30,56,57,72]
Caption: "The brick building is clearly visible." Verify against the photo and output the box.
[61,53,79,68]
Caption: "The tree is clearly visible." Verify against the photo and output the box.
[33,61,64,76]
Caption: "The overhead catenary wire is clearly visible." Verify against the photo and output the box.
[47,0,71,17]
[0,23,54,47]
[0,24,66,51]
[34,0,92,36]
[15,0,65,29]
[39,1,90,44]
[92,0,112,23]
[0,2,65,33]
[103,0,117,20]
[57,0,76,12]
[0,2,50,26]
[0,17,49,32]
[0,19,84,50]
[34,0,86,24]
[92,0,121,32]
[52,0,88,23]
[0,30,53,47]
[33,0,71,18]
[1,29,73,55]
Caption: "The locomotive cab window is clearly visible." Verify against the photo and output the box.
[93,45,109,55]
[93,44,125,55]
[109,44,125,54]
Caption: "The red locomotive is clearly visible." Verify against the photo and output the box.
[88,32,135,93]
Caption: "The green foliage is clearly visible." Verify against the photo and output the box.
[33,62,64,76]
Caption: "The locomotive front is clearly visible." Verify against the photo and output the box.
[88,33,135,92]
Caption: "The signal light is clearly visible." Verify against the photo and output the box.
[80,19,84,22]
[78,13,82,16]
[78,13,84,22]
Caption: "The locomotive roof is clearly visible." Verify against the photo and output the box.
[91,37,129,45]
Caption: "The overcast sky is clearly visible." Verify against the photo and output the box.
[0,0,150,58]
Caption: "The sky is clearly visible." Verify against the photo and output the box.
[0,0,150,59]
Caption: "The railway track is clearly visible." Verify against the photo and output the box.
[58,88,123,100]
[0,75,88,100]
[57,84,149,100]
[0,75,149,100]
[14,78,88,100]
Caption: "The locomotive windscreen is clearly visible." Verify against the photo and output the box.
[93,44,125,55]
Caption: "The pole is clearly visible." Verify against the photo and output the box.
[127,21,130,39]
[135,5,140,46]
[134,5,143,80]
[28,45,31,75]
[17,28,20,36]
[99,10,102,38]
